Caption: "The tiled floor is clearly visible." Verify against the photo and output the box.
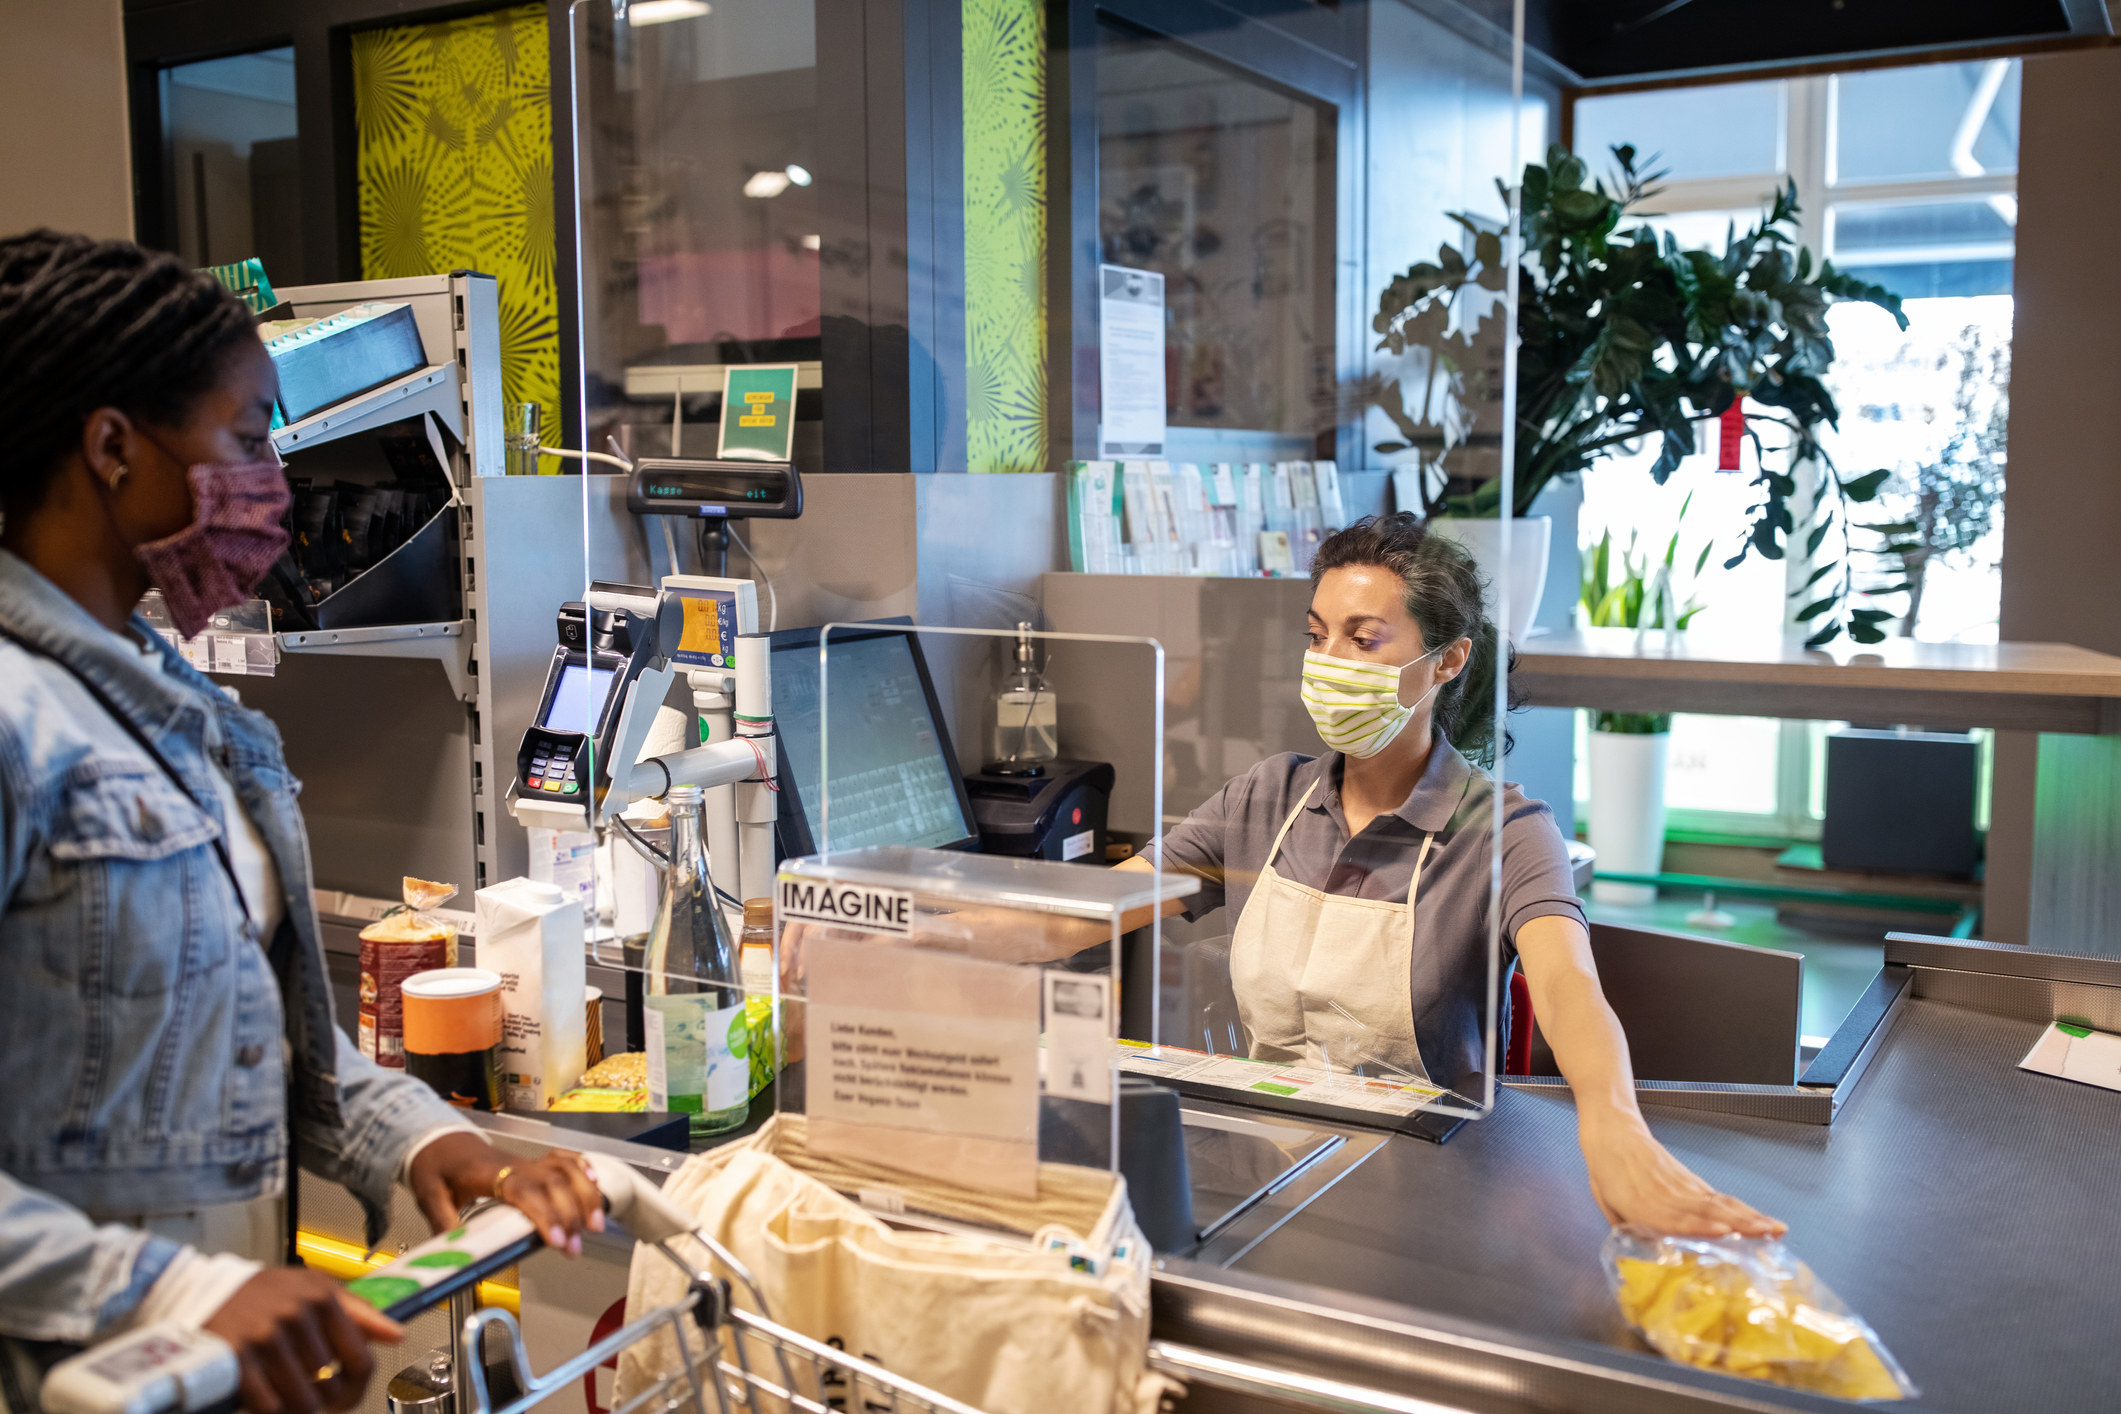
[1580,892,1887,1047]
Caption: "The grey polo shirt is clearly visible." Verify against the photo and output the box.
[1154,738,1586,1094]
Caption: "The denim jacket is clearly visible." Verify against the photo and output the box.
[0,551,464,1342]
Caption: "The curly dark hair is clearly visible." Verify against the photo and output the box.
[0,230,259,514]
[1310,513,1521,766]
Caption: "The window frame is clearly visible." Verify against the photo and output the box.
[1566,61,2019,845]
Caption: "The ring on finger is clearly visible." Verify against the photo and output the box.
[493,1164,516,1198]
[314,1361,342,1384]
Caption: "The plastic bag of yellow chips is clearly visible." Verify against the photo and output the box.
[1603,1228,1916,1401]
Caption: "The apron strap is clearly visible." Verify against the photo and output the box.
[1265,781,1318,867]
[1405,831,1436,946]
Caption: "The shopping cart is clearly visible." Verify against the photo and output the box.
[43,1161,987,1414]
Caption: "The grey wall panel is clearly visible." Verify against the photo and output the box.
[1045,573,1319,838]
[913,473,1067,751]
[473,474,652,887]
[742,472,920,632]
[237,655,475,900]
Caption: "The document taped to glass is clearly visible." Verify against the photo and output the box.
[1117,1039,1443,1118]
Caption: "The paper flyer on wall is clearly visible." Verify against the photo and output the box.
[1116,1039,1443,1117]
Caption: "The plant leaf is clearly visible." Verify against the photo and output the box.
[1842,469,1891,502]
[1795,596,1836,622]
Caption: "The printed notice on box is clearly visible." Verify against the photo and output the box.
[806,936,1040,1195]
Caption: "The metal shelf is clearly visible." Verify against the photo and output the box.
[278,620,473,702]
[271,363,463,458]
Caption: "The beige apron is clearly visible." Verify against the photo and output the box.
[1228,782,1436,1082]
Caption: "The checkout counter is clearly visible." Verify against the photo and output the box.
[295,562,2119,1414]
[243,275,2108,1414]
[308,927,2121,1414]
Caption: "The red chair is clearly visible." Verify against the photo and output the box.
[1505,965,1535,1076]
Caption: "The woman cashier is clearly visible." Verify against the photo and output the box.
[1124,514,1782,1238]
[0,234,601,1414]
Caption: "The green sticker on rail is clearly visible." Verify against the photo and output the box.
[1249,1081,1300,1096]
[2057,1022,2093,1038]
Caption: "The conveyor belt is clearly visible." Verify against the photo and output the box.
[1228,998,2121,1413]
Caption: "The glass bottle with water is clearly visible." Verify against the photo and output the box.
[642,786,749,1137]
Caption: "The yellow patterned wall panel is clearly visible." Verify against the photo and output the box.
[964,0,1047,473]
[352,5,559,459]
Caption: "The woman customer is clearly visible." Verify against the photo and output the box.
[0,233,598,1414]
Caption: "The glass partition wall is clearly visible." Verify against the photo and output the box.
[569,1,824,471]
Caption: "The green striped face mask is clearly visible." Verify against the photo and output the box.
[1300,646,1441,758]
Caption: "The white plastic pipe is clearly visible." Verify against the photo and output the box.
[691,669,740,916]
[611,737,755,802]
[733,633,776,900]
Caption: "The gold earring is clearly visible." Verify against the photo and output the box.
[107,464,129,490]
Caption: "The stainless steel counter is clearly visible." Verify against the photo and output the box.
[1201,976,2121,1413]
[315,930,2118,1414]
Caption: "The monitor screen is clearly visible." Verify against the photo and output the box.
[542,661,617,733]
[771,629,973,851]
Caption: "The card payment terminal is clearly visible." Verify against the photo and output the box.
[516,594,661,807]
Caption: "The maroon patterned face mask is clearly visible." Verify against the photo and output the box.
[133,459,292,640]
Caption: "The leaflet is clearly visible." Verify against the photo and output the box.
[1116,1040,1443,1117]
[2018,1020,2121,1093]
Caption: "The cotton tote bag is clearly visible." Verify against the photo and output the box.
[615,1115,1178,1414]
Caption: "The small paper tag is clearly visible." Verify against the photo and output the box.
[1062,828,1094,861]
[1718,397,1745,471]
[1044,970,1113,1105]
[777,875,913,935]
[857,1186,908,1216]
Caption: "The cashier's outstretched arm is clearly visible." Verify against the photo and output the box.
[1516,915,1786,1239]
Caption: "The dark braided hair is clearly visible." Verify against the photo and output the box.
[1311,513,1521,767]
[0,230,260,514]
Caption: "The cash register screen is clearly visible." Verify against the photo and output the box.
[770,628,974,851]
[542,662,617,732]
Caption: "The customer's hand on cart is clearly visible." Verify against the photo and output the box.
[407,1134,607,1256]
[201,1266,402,1414]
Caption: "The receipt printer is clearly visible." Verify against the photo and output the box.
[962,759,1114,863]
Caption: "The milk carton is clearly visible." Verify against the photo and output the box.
[476,878,586,1111]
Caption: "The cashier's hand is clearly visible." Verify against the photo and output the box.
[407,1133,606,1256]
[1578,1113,1786,1239]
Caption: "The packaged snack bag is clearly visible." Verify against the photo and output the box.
[1604,1228,1917,1401]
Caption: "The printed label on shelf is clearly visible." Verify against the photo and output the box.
[1062,828,1095,861]
[1116,1040,1443,1116]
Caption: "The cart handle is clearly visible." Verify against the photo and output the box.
[345,1157,703,1324]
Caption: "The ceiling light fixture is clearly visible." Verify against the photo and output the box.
[744,170,792,199]
[628,0,711,26]
[800,234,821,251]
[784,164,813,187]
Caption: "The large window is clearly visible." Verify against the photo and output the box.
[1572,61,2016,840]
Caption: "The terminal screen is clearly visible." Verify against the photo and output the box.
[543,662,616,733]
[772,633,970,851]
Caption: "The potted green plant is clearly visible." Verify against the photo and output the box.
[1372,145,1908,647]
[1578,504,1707,904]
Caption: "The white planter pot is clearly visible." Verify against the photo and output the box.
[1586,729,1670,906]
[1427,516,1551,644]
